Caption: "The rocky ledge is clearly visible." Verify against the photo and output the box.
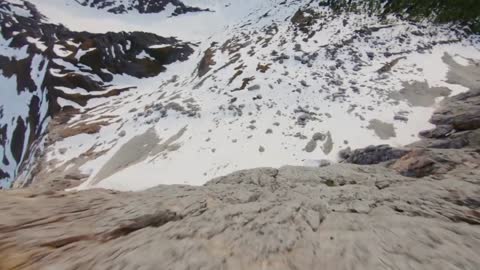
[1,84,479,269]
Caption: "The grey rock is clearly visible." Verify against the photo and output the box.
[431,89,480,131]
[247,84,261,91]
[342,145,409,165]
[304,139,317,153]
[321,132,334,155]
[2,163,480,269]
[339,147,352,159]
[312,132,325,141]
[318,159,331,167]
[394,115,409,122]
[375,180,390,190]
[420,125,453,139]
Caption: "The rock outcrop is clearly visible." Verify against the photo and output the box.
[1,87,480,269]
[339,144,409,165]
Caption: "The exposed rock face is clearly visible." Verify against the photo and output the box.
[430,89,480,131]
[197,47,216,77]
[1,2,193,80]
[1,85,480,269]
[411,89,480,150]
[1,163,479,269]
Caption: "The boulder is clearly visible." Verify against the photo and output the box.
[340,144,409,165]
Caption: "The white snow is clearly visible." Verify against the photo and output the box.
[29,0,292,41]
[148,45,171,49]
[53,44,72,57]
[137,50,154,60]
[75,47,96,60]
[27,37,48,51]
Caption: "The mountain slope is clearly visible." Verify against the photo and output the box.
[0,0,193,188]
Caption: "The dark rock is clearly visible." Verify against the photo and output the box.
[394,115,409,122]
[198,48,216,77]
[390,150,437,178]
[375,180,390,190]
[411,30,424,36]
[431,89,480,131]
[312,132,325,141]
[304,139,317,153]
[342,145,409,165]
[419,125,454,139]
[10,117,26,164]
[248,85,261,91]
[339,147,352,159]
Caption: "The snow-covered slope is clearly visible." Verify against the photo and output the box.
[1,0,480,190]
[0,0,193,188]
[75,0,210,15]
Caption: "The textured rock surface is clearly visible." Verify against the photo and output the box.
[1,161,480,269]
[339,144,409,165]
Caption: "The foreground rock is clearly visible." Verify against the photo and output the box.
[1,161,479,270]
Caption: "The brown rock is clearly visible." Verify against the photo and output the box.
[390,150,436,177]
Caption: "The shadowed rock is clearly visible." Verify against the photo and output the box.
[367,119,396,140]
[340,144,409,165]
